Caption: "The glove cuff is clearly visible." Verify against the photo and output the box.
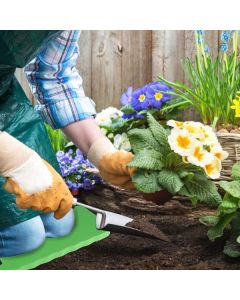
[87,137,117,167]
[0,132,35,175]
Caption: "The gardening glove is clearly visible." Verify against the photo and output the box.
[0,131,72,219]
[87,137,136,189]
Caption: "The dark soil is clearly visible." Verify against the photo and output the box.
[36,184,240,270]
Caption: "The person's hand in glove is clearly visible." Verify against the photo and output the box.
[87,137,135,189]
[0,132,73,219]
[62,119,136,190]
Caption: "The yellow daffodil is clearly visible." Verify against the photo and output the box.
[187,142,214,167]
[168,128,195,157]
[231,93,240,117]
[204,157,221,179]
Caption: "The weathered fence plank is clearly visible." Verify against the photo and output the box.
[91,30,122,110]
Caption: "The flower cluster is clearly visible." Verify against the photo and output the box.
[220,30,230,53]
[95,107,123,127]
[167,120,229,179]
[231,91,240,117]
[56,148,102,191]
[120,81,173,118]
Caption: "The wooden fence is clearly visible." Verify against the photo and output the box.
[16,30,220,112]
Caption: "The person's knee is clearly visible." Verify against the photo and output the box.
[0,217,46,257]
[41,209,75,238]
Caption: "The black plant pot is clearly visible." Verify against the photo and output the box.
[142,190,173,205]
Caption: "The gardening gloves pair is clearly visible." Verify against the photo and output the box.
[0,132,73,219]
[87,137,136,189]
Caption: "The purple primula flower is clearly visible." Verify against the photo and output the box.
[122,112,145,119]
[131,86,150,110]
[120,86,133,106]
[56,148,102,191]
[146,81,172,109]
[56,150,65,158]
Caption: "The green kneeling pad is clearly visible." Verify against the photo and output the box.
[0,206,110,270]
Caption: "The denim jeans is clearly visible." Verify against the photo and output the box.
[0,209,75,257]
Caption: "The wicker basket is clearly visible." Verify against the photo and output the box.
[217,132,240,181]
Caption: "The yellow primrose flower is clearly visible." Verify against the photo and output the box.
[168,128,195,156]
[204,157,221,179]
[167,120,184,129]
[200,125,218,145]
[183,121,205,140]
[187,142,214,167]
[210,143,229,161]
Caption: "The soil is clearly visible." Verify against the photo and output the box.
[36,184,240,270]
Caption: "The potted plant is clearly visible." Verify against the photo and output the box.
[159,30,240,181]
[95,81,190,153]
[127,113,228,205]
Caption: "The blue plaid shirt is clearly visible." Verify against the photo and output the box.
[24,30,96,129]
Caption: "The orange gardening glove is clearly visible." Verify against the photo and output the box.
[87,137,136,189]
[0,132,73,219]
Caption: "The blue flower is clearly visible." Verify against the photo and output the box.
[196,30,204,44]
[122,112,144,119]
[221,31,230,43]
[131,86,150,110]
[56,148,102,191]
[204,46,210,54]
[146,82,172,109]
[220,43,228,52]
[120,87,133,106]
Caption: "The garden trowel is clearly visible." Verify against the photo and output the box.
[73,198,170,242]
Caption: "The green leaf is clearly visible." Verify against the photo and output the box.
[132,169,162,193]
[199,215,220,227]
[127,128,160,153]
[184,174,222,206]
[223,212,240,257]
[128,149,164,171]
[219,180,240,198]
[158,169,184,194]
[120,104,136,114]
[164,152,182,168]
[220,193,238,211]
[231,162,240,180]
[207,213,236,241]
[146,113,169,148]
[178,170,194,181]
[223,240,240,258]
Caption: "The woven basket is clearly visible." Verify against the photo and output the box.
[217,132,240,181]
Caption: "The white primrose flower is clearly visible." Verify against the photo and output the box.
[168,128,195,157]
[204,156,222,179]
[102,107,123,119]
[187,141,214,167]
[113,133,131,152]
[95,112,112,126]
[95,107,123,126]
